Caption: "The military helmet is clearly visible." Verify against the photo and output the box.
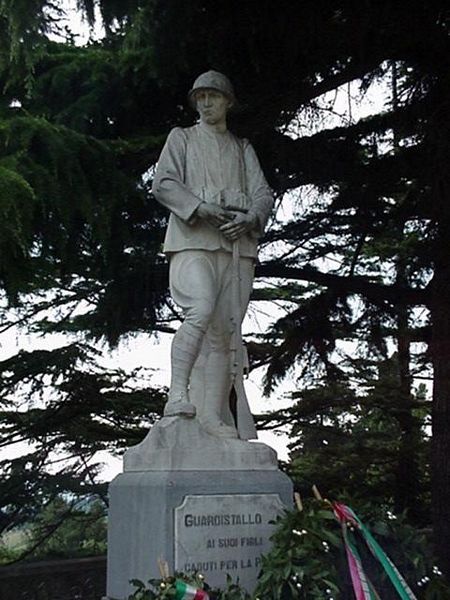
[188,70,235,108]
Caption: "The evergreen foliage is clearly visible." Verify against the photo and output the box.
[27,496,107,559]
[124,500,450,599]
[253,500,448,599]
[0,0,449,580]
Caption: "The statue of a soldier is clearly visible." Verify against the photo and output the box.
[153,71,273,440]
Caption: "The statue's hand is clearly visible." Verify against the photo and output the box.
[219,211,258,241]
[196,202,234,228]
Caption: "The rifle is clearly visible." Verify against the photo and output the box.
[229,237,257,440]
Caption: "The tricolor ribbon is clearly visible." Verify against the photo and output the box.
[173,579,209,600]
[332,503,417,600]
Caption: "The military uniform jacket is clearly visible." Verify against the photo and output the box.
[152,124,273,258]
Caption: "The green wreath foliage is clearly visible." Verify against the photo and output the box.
[125,499,450,600]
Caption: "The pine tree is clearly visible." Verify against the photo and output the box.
[0,0,449,578]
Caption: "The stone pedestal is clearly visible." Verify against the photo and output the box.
[107,417,293,598]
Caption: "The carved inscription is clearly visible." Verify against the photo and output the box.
[174,494,284,589]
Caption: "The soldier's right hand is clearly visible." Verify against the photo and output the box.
[196,202,234,228]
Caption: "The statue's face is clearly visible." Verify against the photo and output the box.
[194,89,231,126]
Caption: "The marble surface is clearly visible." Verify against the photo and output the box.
[123,416,278,471]
[107,469,293,598]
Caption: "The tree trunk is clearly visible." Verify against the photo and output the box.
[431,249,450,579]
[431,272,450,580]
[430,75,450,581]
[391,63,421,519]
[395,299,421,517]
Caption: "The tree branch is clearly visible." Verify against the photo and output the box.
[255,262,428,306]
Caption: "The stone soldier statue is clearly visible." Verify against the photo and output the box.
[152,70,273,440]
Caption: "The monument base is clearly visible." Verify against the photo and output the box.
[123,416,278,471]
[107,417,293,598]
[107,468,292,598]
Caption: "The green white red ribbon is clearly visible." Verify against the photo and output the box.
[332,502,417,600]
[338,512,379,599]
[173,579,209,600]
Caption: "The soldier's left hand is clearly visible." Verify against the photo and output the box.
[219,212,257,241]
